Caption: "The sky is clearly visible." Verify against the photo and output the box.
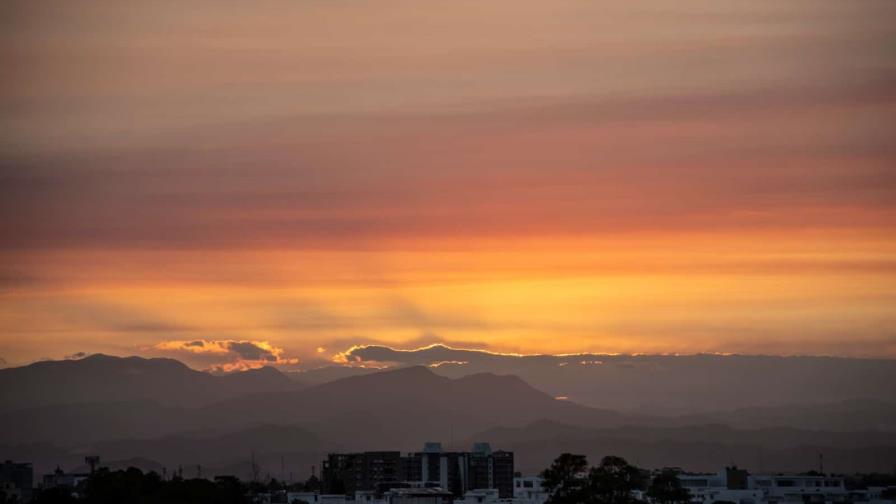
[1,0,895,370]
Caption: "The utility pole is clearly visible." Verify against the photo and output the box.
[85,456,100,474]
[251,452,260,483]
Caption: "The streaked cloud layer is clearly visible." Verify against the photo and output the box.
[1,0,895,366]
[152,339,299,372]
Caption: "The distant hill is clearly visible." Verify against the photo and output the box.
[340,345,896,414]
[284,365,377,386]
[1,425,324,483]
[0,365,637,448]
[673,399,896,432]
[468,420,896,475]
[90,424,323,473]
[4,360,896,479]
[195,366,640,450]
[0,354,295,413]
[0,400,194,445]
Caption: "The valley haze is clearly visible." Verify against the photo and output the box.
[1,353,894,481]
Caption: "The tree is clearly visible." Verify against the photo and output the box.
[647,470,691,504]
[588,456,644,504]
[303,474,320,492]
[540,455,647,504]
[0,488,19,504]
[31,487,80,504]
[541,453,590,504]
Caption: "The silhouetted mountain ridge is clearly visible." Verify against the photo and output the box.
[3,362,896,479]
[466,419,896,475]
[190,365,636,450]
[0,354,295,413]
[674,398,896,431]
[342,345,896,414]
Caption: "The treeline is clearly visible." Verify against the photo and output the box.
[15,454,896,504]
[541,454,689,504]
[540,454,896,504]
[23,467,321,504]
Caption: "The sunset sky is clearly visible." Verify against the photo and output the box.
[2,0,895,370]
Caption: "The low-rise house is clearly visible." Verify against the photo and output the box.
[455,488,501,504]
[41,466,90,490]
[513,476,549,504]
[748,474,847,504]
[385,487,454,504]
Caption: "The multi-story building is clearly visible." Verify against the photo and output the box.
[41,466,91,491]
[668,467,850,504]
[676,466,758,504]
[748,474,847,504]
[403,443,469,496]
[405,443,513,499]
[322,451,404,495]
[322,442,514,499]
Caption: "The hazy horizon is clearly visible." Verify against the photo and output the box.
[5,342,896,373]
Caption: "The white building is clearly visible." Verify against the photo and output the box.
[513,476,549,504]
[748,474,847,504]
[384,487,454,504]
[678,470,762,504]
[861,486,896,504]
[455,488,502,504]
[286,492,354,504]
[288,470,893,504]
[671,469,851,504]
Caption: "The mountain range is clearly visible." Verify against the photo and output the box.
[336,344,896,414]
[0,354,297,413]
[1,354,894,480]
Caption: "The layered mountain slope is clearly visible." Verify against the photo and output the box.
[0,354,295,413]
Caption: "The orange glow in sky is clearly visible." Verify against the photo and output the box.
[1,0,895,369]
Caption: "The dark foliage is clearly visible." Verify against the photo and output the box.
[31,486,78,503]
[587,456,644,504]
[541,453,590,504]
[646,470,691,504]
[302,474,320,493]
[541,454,644,504]
[33,468,249,504]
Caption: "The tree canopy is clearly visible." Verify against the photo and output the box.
[646,470,691,504]
[541,454,645,504]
